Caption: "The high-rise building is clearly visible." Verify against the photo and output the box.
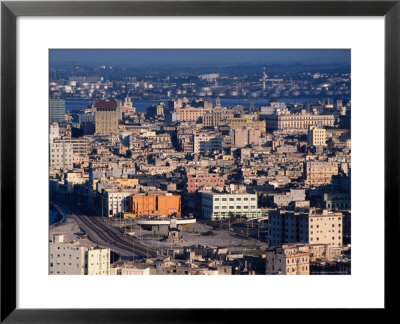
[95,101,119,135]
[307,126,326,146]
[49,98,65,124]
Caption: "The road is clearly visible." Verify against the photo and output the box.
[54,201,158,259]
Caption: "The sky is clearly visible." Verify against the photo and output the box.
[50,49,350,67]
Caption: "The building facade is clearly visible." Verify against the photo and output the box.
[49,141,73,170]
[304,161,338,186]
[95,101,119,135]
[49,235,110,275]
[201,192,262,220]
[49,98,65,124]
[129,194,181,218]
[307,126,327,146]
[193,134,222,154]
[102,189,134,218]
[265,110,334,131]
[187,173,225,194]
[266,244,310,275]
[268,209,343,248]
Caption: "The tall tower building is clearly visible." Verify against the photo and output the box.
[215,97,221,108]
[261,66,267,90]
[94,101,119,135]
[49,98,65,124]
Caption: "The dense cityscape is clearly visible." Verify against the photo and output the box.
[49,50,351,275]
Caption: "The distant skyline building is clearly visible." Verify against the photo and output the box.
[49,98,65,124]
[94,101,119,135]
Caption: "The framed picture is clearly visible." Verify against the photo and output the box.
[1,0,398,322]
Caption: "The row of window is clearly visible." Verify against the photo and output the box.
[214,197,256,202]
[214,205,257,210]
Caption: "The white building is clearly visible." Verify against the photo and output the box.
[102,188,134,218]
[49,234,110,275]
[193,134,222,154]
[110,262,151,275]
[49,122,60,142]
[201,192,262,220]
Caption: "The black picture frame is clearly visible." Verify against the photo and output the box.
[1,0,398,322]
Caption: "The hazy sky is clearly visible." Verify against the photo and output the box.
[50,49,350,66]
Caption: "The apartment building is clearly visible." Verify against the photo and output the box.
[193,134,222,154]
[53,137,89,155]
[307,126,327,146]
[187,172,225,194]
[233,127,262,148]
[49,234,110,275]
[304,161,339,186]
[269,208,343,247]
[266,244,310,275]
[49,141,73,171]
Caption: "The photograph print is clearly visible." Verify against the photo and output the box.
[49,49,351,275]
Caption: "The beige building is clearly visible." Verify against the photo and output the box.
[308,209,343,246]
[233,127,261,148]
[304,161,338,185]
[225,115,266,133]
[53,137,89,155]
[49,141,73,171]
[266,244,310,275]
[265,109,334,131]
[49,235,110,275]
[307,126,326,146]
[202,108,234,128]
[269,209,343,248]
[175,107,211,122]
[95,102,119,135]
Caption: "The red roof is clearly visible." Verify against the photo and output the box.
[94,101,118,108]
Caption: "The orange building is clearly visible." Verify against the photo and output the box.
[129,194,181,218]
